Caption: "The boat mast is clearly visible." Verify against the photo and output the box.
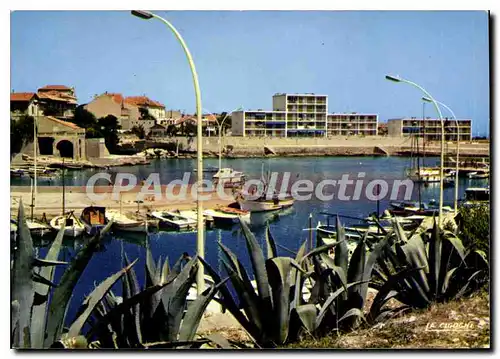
[62,157,65,215]
[422,102,426,168]
[32,114,38,220]
[415,119,422,209]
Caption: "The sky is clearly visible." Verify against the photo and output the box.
[10,10,490,135]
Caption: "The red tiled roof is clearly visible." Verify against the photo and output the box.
[45,116,82,130]
[11,92,37,102]
[38,90,77,104]
[124,96,165,108]
[39,85,72,91]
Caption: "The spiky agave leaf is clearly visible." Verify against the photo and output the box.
[30,224,66,348]
[44,220,113,347]
[11,200,34,348]
[67,259,138,338]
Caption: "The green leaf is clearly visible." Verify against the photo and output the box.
[334,216,349,274]
[67,259,138,338]
[266,257,294,344]
[44,220,113,347]
[265,225,278,259]
[294,304,317,334]
[178,278,230,342]
[31,225,66,348]
[11,200,34,348]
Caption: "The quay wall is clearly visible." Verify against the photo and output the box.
[144,136,490,157]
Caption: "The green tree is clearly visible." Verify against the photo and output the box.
[139,107,156,121]
[72,105,97,130]
[131,125,146,139]
[11,115,34,156]
[94,115,121,153]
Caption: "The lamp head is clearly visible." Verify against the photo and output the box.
[421,96,433,103]
[131,10,154,20]
[385,75,401,83]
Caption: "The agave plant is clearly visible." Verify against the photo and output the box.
[202,217,388,347]
[11,200,118,348]
[289,216,392,339]
[83,242,227,348]
[368,217,489,323]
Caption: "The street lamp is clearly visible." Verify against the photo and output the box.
[385,75,445,224]
[217,106,243,171]
[132,10,205,295]
[422,96,459,213]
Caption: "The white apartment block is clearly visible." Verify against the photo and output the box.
[387,118,472,141]
[231,93,378,137]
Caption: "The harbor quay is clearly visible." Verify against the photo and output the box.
[10,184,236,218]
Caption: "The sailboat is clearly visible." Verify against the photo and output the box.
[49,159,84,237]
[238,163,295,212]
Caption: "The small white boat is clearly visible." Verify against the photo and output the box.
[106,210,147,233]
[175,210,214,229]
[238,195,295,213]
[212,168,245,187]
[151,211,197,231]
[26,219,52,237]
[49,213,85,237]
[204,206,251,227]
[468,171,489,179]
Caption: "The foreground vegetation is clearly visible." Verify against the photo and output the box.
[11,202,490,349]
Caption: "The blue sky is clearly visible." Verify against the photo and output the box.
[11,11,489,135]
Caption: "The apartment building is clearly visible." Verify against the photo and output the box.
[231,93,378,137]
[10,92,41,119]
[37,85,78,119]
[387,118,472,141]
[327,113,378,136]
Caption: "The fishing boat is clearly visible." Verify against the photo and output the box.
[26,219,52,237]
[203,206,251,227]
[193,165,219,173]
[150,211,197,231]
[106,210,148,233]
[80,206,108,236]
[172,209,214,229]
[49,212,85,237]
[10,168,24,177]
[212,168,245,187]
[238,193,295,213]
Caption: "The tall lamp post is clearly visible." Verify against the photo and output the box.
[422,97,459,213]
[132,10,205,295]
[385,75,445,225]
[217,106,243,171]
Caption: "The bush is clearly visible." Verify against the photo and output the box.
[457,204,490,254]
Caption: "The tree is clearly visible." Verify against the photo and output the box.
[131,125,146,139]
[165,124,178,137]
[95,115,121,153]
[72,105,97,130]
[11,115,34,156]
[139,107,156,121]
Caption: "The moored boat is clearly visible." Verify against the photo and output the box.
[106,210,148,233]
[212,168,245,187]
[174,209,214,229]
[81,206,108,235]
[238,194,295,213]
[203,206,251,227]
[151,211,197,231]
[49,212,85,237]
[26,219,52,237]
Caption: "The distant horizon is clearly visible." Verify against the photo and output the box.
[11,11,490,136]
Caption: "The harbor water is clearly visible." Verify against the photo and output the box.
[19,156,488,324]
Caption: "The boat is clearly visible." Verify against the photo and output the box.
[49,212,85,237]
[10,168,24,177]
[80,206,108,236]
[150,211,197,231]
[407,167,441,183]
[173,209,214,229]
[467,171,489,179]
[389,201,454,217]
[212,168,245,187]
[238,193,295,213]
[193,166,219,173]
[106,210,148,233]
[26,219,52,237]
[463,187,489,206]
[203,206,251,227]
